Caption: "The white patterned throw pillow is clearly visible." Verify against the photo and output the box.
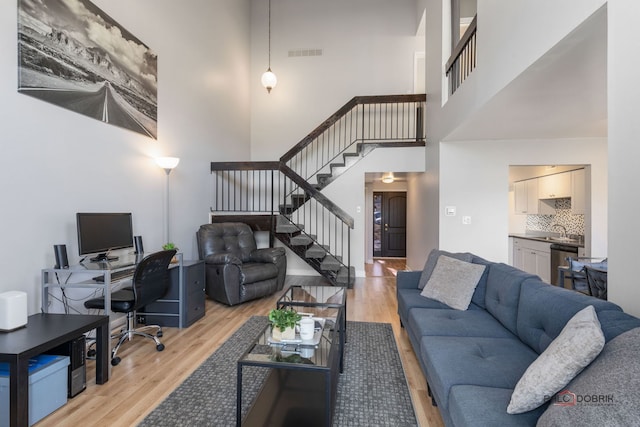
[419,255,485,310]
[507,305,605,414]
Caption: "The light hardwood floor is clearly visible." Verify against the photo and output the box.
[36,260,445,427]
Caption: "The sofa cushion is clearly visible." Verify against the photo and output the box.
[419,335,538,409]
[507,306,605,414]
[407,308,516,340]
[420,256,486,310]
[517,278,622,354]
[484,263,537,335]
[449,385,548,427]
[470,254,492,309]
[418,249,472,289]
[398,288,455,314]
[537,327,640,427]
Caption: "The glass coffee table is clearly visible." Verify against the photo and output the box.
[236,309,344,427]
[276,285,347,370]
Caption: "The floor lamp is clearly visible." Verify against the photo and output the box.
[155,157,180,244]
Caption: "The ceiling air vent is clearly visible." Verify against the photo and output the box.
[288,48,323,57]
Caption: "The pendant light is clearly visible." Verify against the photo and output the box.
[261,0,277,93]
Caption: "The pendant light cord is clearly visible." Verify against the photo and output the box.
[268,0,272,69]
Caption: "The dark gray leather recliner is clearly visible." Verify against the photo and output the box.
[196,223,286,306]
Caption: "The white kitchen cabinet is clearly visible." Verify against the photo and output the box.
[513,239,526,270]
[514,178,554,215]
[571,168,586,214]
[514,181,528,214]
[512,238,551,283]
[538,172,571,199]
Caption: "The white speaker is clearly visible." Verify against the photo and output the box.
[0,291,28,331]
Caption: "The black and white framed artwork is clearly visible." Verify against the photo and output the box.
[18,0,158,139]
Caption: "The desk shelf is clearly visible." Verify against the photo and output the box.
[41,254,205,329]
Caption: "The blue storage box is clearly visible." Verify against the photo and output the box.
[0,354,70,427]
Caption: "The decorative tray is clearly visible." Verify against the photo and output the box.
[267,317,325,346]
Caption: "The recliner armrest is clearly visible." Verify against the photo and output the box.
[205,253,242,265]
[249,247,286,264]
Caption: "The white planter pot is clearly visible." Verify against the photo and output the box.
[271,325,295,341]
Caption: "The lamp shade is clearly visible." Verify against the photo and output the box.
[382,173,394,184]
[155,157,180,170]
[261,69,277,93]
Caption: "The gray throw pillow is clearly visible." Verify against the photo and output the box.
[418,249,473,290]
[419,255,486,310]
[537,327,640,426]
[507,305,605,414]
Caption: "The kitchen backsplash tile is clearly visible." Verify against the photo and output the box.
[526,198,585,236]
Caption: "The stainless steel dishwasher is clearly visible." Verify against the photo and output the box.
[550,243,578,287]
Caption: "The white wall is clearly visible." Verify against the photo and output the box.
[0,0,252,314]
[608,0,640,316]
[250,0,422,161]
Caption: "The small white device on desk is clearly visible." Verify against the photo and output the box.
[0,291,28,331]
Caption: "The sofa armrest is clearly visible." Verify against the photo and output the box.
[397,270,421,289]
[205,252,242,265]
[249,247,286,264]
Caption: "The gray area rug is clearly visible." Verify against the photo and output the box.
[139,316,417,426]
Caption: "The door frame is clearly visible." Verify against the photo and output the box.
[365,181,408,263]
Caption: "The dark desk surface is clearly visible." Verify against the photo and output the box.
[0,313,109,427]
[0,313,106,357]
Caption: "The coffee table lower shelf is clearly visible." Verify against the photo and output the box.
[240,368,333,427]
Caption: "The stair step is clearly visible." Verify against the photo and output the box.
[290,234,315,246]
[343,153,360,164]
[336,266,356,287]
[279,204,294,214]
[276,223,303,233]
[320,255,342,272]
[305,244,329,258]
[316,173,332,186]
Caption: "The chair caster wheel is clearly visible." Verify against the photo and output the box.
[157,330,163,338]
[111,357,121,366]
[156,343,165,352]
[87,349,96,358]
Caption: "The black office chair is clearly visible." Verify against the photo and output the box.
[84,249,176,366]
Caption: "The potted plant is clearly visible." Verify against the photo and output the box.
[268,308,301,341]
[162,243,178,263]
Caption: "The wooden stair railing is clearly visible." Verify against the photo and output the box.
[281,94,426,188]
[210,94,427,287]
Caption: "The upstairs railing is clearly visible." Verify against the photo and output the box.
[446,15,477,96]
[280,94,425,183]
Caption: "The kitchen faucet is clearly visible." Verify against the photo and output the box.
[551,224,567,237]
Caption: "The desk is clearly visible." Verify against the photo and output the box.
[0,313,109,427]
[41,253,183,317]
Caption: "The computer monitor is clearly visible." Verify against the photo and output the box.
[76,213,134,262]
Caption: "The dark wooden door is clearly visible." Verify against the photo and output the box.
[373,192,406,257]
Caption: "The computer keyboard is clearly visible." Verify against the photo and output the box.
[93,267,136,283]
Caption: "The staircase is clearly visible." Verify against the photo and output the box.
[209,94,426,287]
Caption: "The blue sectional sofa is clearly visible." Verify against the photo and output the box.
[397,251,640,426]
